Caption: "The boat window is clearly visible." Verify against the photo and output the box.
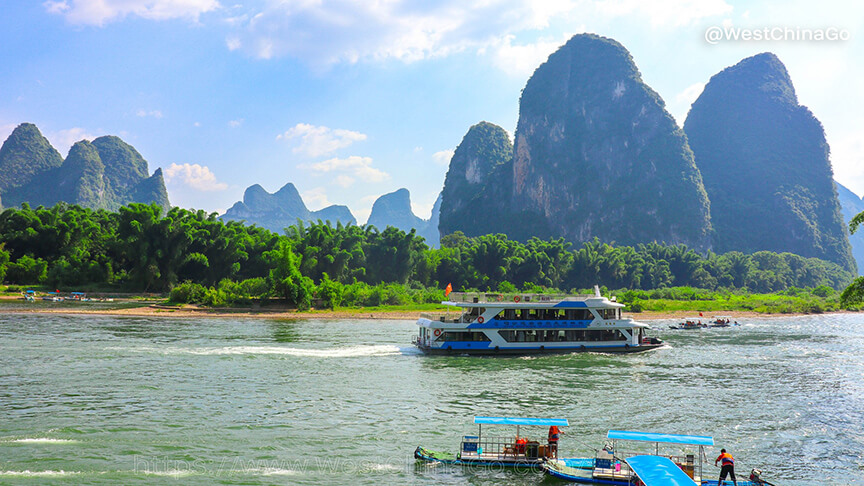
[440,331,491,342]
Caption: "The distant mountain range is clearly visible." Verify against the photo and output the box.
[220,184,441,247]
[2,34,862,273]
[0,123,169,210]
[439,33,857,274]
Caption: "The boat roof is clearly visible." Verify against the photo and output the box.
[71,292,86,295]
[474,416,569,427]
[607,430,714,446]
[626,455,698,486]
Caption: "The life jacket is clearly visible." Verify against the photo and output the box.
[717,453,734,466]
[548,426,560,442]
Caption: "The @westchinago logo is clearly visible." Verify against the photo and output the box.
[705,26,850,44]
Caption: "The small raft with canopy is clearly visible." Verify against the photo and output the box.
[414,416,590,469]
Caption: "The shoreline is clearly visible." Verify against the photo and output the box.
[0,299,847,321]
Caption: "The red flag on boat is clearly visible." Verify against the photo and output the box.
[444,283,452,296]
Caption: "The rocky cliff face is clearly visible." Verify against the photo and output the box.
[367,188,440,247]
[511,34,712,248]
[221,182,356,232]
[684,53,855,273]
[835,181,864,275]
[0,124,170,210]
[438,121,513,238]
[0,123,64,194]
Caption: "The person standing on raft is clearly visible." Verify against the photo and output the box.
[715,448,737,486]
[548,425,562,457]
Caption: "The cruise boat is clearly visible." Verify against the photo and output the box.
[413,287,663,355]
[414,416,588,469]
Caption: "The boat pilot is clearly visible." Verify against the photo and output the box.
[548,425,562,457]
[715,448,737,486]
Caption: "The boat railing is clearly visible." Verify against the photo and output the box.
[460,435,556,460]
[446,292,594,304]
[419,311,466,323]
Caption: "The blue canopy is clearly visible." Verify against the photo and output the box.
[607,430,714,446]
[626,455,698,486]
[474,416,569,427]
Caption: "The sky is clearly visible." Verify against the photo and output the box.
[1,0,863,224]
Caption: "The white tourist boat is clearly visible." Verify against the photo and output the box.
[413,286,663,355]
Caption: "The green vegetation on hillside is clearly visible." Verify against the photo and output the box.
[0,203,857,313]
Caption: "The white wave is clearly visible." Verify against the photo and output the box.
[113,344,403,357]
[258,468,298,476]
[139,469,196,477]
[0,470,80,477]
[183,344,401,357]
[362,463,399,472]
[10,438,79,444]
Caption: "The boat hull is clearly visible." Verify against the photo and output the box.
[414,446,542,468]
[415,343,664,355]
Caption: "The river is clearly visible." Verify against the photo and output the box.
[0,313,862,485]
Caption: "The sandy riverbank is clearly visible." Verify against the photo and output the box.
[0,297,825,321]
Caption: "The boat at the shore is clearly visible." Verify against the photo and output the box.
[413,287,663,355]
[414,416,587,468]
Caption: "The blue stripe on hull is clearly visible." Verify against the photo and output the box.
[544,467,630,485]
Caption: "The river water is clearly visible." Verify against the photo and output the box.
[0,313,862,485]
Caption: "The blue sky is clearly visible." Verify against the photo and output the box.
[1,0,863,223]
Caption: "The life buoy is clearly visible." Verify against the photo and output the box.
[514,296,521,303]
[433,329,442,337]
[477,316,485,324]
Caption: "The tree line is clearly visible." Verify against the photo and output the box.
[0,203,856,309]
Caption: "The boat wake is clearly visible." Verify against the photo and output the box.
[6,438,79,444]
[110,344,403,358]
[0,470,80,477]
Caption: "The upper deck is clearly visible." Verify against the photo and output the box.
[443,291,624,309]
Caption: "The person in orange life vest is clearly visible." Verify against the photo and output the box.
[548,425,562,457]
[715,448,737,486]
[515,437,528,455]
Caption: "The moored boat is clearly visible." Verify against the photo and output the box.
[414,286,663,355]
[414,416,588,469]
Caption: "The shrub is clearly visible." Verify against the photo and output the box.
[169,281,208,304]
[5,256,48,284]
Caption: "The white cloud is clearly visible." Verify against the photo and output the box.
[307,156,389,187]
[229,118,243,127]
[832,129,864,196]
[301,187,332,210]
[486,33,578,77]
[46,127,98,155]
[226,36,241,51]
[277,123,367,157]
[595,0,733,27]
[230,0,581,65]
[163,162,228,191]
[432,149,454,166]
[136,109,163,119]
[44,0,220,26]
[671,82,705,126]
